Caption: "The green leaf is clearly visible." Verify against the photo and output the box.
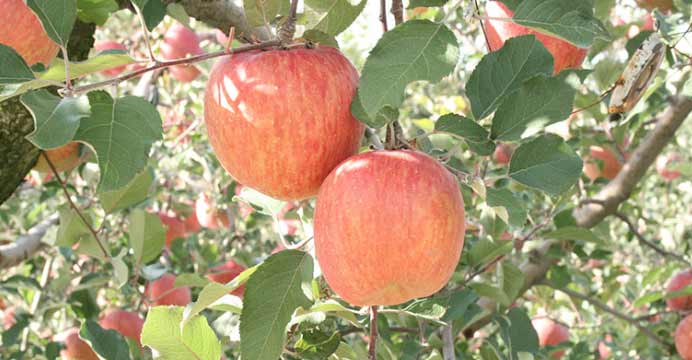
[240,250,314,360]
[111,251,129,287]
[234,186,285,216]
[434,113,496,156]
[56,206,107,260]
[141,306,222,360]
[350,95,399,128]
[353,20,459,126]
[470,283,510,306]
[295,330,341,360]
[175,273,210,288]
[21,90,90,149]
[0,45,35,84]
[79,320,131,360]
[186,266,257,319]
[508,134,582,195]
[142,0,166,31]
[500,262,525,301]
[468,238,514,268]
[100,167,154,213]
[42,53,135,82]
[128,209,165,264]
[512,0,610,48]
[632,290,665,308]
[544,226,604,245]
[486,188,527,228]
[401,288,478,323]
[301,30,339,47]
[304,0,366,36]
[166,3,190,26]
[75,91,162,192]
[76,0,118,25]
[466,35,553,120]
[490,75,576,141]
[407,0,448,8]
[243,0,289,27]
[27,0,77,47]
[293,300,359,325]
[496,308,540,356]
[2,312,29,346]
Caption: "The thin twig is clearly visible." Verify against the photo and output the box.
[369,306,378,360]
[441,324,456,360]
[474,0,492,51]
[379,0,388,32]
[133,2,156,61]
[279,0,300,45]
[390,0,404,25]
[61,47,72,90]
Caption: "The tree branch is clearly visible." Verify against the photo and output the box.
[0,213,58,269]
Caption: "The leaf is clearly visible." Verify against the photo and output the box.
[243,0,289,27]
[353,20,459,126]
[175,273,210,288]
[56,206,106,260]
[486,188,527,228]
[512,0,610,48]
[293,300,360,325]
[186,267,257,319]
[128,209,165,264]
[468,238,514,268]
[470,283,510,306]
[500,261,525,301]
[496,308,540,356]
[544,226,604,245]
[434,113,496,156]
[508,134,582,195]
[21,90,90,149]
[633,291,665,308]
[142,0,166,31]
[0,45,35,84]
[80,320,131,360]
[401,288,478,323]
[42,53,135,82]
[466,35,553,120]
[234,186,285,216]
[301,30,339,48]
[76,0,118,25]
[27,0,77,47]
[350,95,399,128]
[166,3,190,26]
[75,91,162,192]
[111,251,129,288]
[141,306,222,360]
[304,0,366,36]
[295,330,341,360]
[407,0,448,8]
[490,75,576,141]
[100,167,154,213]
[2,312,29,346]
[240,250,314,360]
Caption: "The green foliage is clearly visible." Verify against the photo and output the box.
[0,45,35,84]
[80,320,132,360]
[27,0,77,47]
[128,209,165,264]
[434,113,496,155]
[21,90,90,149]
[76,0,119,25]
[141,306,222,360]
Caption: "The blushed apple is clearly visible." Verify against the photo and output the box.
[656,153,682,182]
[583,146,626,181]
[493,143,513,165]
[99,309,144,346]
[667,269,692,310]
[2,306,16,330]
[0,0,59,66]
[94,41,128,76]
[145,274,191,306]
[195,193,230,230]
[58,328,98,360]
[206,259,246,296]
[160,24,203,82]
[33,142,82,173]
[532,317,570,358]
[676,314,692,360]
[158,212,187,248]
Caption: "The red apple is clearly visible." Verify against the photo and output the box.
[183,211,201,234]
[636,0,673,11]
[583,146,626,181]
[598,334,612,359]
[206,259,246,296]
[195,194,230,230]
[145,274,191,306]
[58,328,98,360]
[531,317,570,358]
[99,309,144,345]
[33,142,82,173]
[160,24,203,82]
[158,212,187,248]
[484,1,588,74]
[204,46,364,200]
[0,0,59,66]
[314,150,465,306]
[667,270,692,310]
[2,306,16,330]
[493,143,513,165]
[677,314,692,359]
[656,153,682,182]
[642,14,655,31]
[93,41,128,76]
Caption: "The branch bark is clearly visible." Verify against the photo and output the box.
[0,213,59,269]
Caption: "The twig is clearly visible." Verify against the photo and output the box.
[339,325,416,336]
[369,306,378,360]
[278,0,300,46]
[390,0,404,25]
[379,0,388,32]
[474,0,492,51]
[132,2,156,61]
[441,324,456,360]
[61,47,72,90]
[613,211,689,265]
[0,214,58,269]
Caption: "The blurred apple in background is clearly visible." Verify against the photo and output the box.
[656,153,682,182]
[94,41,128,76]
[206,259,246,296]
[160,23,203,82]
[145,274,191,306]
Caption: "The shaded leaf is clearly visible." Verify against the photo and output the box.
[128,209,165,264]
[21,90,90,149]
[434,113,495,155]
[100,167,154,213]
[141,306,221,360]
[486,188,527,228]
[27,0,77,46]
[0,45,35,84]
[80,320,131,360]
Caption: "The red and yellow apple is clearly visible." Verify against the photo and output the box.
[484,1,588,74]
[58,328,98,360]
[0,0,59,66]
[656,153,682,182]
[160,24,203,82]
[195,193,230,230]
[158,212,186,248]
[204,46,364,200]
[667,270,692,310]
[677,314,692,359]
[206,259,246,296]
[583,146,626,181]
[145,274,191,306]
[33,142,82,173]
[93,41,128,76]
[493,143,513,165]
[531,317,570,358]
[314,150,465,306]
[99,309,144,346]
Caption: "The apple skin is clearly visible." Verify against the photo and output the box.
[531,317,570,358]
[158,212,187,248]
[99,309,144,345]
[484,1,588,74]
[0,0,59,66]
[656,153,682,182]
[33,142,82,173]
[204,46,364,200]
[145,274,191,306]
[94,41,128,76]
[597,334,613,359]
[314,150,465,306]
[59,328,99,360]
[160,24,203,82]
[636,0,673,11]
[195,194,230,230]
[206,259,246,296]
[583,146,625,181]
[493,143,513,165]
[666,270,692,310]
[676,314,692,360]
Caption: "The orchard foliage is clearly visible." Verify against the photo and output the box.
[0,0,691,359]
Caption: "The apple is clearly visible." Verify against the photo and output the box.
[215,29,229,45]
[666,270,692,310]
[93,41,128,76]
[583,146,626,181]
[183,211,201,234]
[158,212,187,248]
[58,328,98,360]
[677,314,692,359]
[493,143,513,165]
[483,1,588,74]
[33,142,82,173]
[195,193,230,230]
[314,150,465,306]
[2,306,16,330]
[531,317,570,358]
[656,153,682,182]
[598,334,613,359]
[636,0,673,12]
[99,309,144,345]
[0,0,59,66]
[0,297,5,310]
[145,274,191,306]
[206,259,246,296]
[204,46,364,200]
[160,23,203,82]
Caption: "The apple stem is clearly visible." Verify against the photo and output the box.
[279,0,300,46]
[369,306,378,360]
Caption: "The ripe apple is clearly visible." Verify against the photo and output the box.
[158,212,186,248]
[206,259,246,296]
[314,150,465,306]
[99,309,144,345]
[160,24,203,82]
[583,146,626,181]
[2,306,16,330]
[666,270,692,310]
[598,334,613,359]
[484,1,588,74]
[94,41,128,76]
[676,314,692,360]
[58,328,98,360]
[531,317,570,358]
[33,142,82,173]
[493,143,513,165]
[0,0,59,66]
[195,193,230,230]
[636,0,673,12]
[204,46,364,200]
[183,211,201,234]
[145,274,191,306]
[656,153,682,182]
